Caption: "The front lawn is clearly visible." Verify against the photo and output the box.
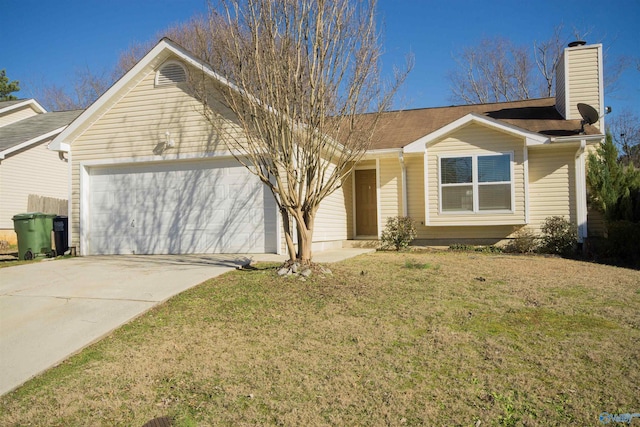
[1,251,639,426]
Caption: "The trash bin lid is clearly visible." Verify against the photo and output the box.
[12,212,57,220]
[12,212,37,220]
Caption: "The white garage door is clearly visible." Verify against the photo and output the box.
[87,159,277,255]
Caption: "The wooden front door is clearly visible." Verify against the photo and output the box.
[355,169,378,236]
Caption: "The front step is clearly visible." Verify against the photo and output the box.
[342,239,380,249]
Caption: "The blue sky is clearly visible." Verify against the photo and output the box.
[2,0,639,115]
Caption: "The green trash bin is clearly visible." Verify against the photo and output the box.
[12,213,56,260]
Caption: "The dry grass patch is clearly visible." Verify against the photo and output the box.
[1,252,639,426]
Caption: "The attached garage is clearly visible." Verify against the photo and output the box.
[84,159,278,255]
[48,40,349,256]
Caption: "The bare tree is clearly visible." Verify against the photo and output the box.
[113,15,225,78]
[32,16,222,111]
[604,54,632,95]
[449,25,633,106]
[35,66,110,111]
[191,0,410,264]
[534,25,565,97]
[448,37,536,104]
[608,109,640,167]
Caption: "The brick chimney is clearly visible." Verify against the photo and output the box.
[555,42,605,131]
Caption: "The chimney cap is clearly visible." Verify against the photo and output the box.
[568,40,587,47]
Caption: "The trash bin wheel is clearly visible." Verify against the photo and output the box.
[24,250,33,260]
[49,249,57,258]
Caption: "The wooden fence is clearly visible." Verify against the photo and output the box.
[26,194,68,216]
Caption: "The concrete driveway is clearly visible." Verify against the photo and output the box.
[0,249,372,396]
[0,254,273,396]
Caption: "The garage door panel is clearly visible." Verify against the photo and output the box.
[88,160,275,255]
[188,184,225,201]
[91,191,114,209]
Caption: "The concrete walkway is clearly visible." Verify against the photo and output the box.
[0,248,373,395]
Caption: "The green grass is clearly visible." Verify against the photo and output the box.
[0,258,39,269]
[403,258,439,270]
[1,252,639,426]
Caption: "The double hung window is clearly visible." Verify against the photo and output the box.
[440,153,513,212]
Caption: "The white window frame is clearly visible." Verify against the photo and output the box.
[438,152,515,214]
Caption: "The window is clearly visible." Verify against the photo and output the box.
[156,61,187,86]
[440,153,513,213]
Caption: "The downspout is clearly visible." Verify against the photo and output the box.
[575,140,587,245]
[399,152,408,216]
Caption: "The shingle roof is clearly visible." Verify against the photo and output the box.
[368,98,601,150]
[0,110,82,152]
[0,99,26,109]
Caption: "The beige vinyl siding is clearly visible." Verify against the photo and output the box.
[405,155,425,228]
[73,74,235,160]
[426,123,526,226]
[0,139,68,232]
[68,56,250,249]
[0,105,40,127]
[566,46,602,125]
[378,157,402,224]
[403,154,515,241]
[416,225,517,243]
[528,145,577,233]
[356,159,376,169]
[313,162,349,243]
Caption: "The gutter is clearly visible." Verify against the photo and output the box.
[550,134,604,144]
[575,139,588,244]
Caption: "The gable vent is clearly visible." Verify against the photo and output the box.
[156,61,187,86]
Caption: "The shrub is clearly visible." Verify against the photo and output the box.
[380,216,417,251]
[448,244,474,252]
[540,216,577,256]
[602,221,640,268]
[474,245,503,253]
[505,227,539,253]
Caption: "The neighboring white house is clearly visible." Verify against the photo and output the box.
[0,99,81,244]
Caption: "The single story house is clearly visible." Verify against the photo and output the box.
[49,38,605,256]
[0,99,81,244]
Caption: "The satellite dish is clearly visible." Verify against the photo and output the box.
[577,103,599,134]
[578,103,599,125]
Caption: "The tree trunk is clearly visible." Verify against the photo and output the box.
[291,208,315,265]
[280,207,297,261]
[297,225,314,265]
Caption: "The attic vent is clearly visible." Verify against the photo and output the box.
[156,61,187,86]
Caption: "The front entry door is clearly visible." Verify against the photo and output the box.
[355,169,378,236]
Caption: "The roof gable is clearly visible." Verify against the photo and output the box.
[0,99,46,117]
[49,38,233,152]
[403,113,549,153]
